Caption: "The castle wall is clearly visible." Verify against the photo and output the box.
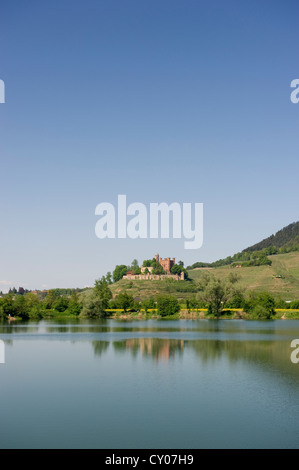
[123,273,183,281]
[123,254,184,281]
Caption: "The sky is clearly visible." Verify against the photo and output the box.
[0,0,299,291]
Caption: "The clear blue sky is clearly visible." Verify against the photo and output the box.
[0,0,299,291]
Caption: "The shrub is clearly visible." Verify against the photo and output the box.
[251,305,272,319]
[157,296,180,317]
[275,299,290,309]
[116,292,134,312]
[244,291,276,318]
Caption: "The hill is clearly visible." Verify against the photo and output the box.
[243,222,299,252]
[187,221,299,270]
[188,251,299,301]
[81,222,299,304]
[83,251,299,303]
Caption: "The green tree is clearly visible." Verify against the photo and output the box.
[152,261,164,275]
[141,298,156,312]
[198,273,242,318]
[170,264,189,279]
[0,295,15,318]
[142,258,157,268]
[43,289,60,309]
[116,291,134,312]
[80,292,107,318]
[94,276,112,308]
[23,292,43,319]
[105,272,113,284]
[67,292,82,316]
[113,265,128,282]
[81,277,112,318]
[244,291,276,319]
[130,259,140,273]
[53,297,69,312]
[157,296,180,317]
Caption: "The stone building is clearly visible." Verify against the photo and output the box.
[123,272,185,281]
[123,254,185,281]
[154,254,175,273]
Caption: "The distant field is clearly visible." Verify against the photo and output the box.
[188,252,299,301]
[81,252,299,302]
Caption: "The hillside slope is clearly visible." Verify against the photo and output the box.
[243,221,299,252]
[188,251,299,301]
[85,251,299,302]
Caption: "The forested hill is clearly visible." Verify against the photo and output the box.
[243,222,299,253]
[187,221,299,270]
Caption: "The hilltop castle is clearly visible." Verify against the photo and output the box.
[154,254,175,272]
[124,254,185,281]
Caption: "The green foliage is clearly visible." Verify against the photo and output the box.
[207,304,213,315]
[186,261,212,269]
[113,265,128,283]
[43,290,60,309]
[185,297,206,310]
[197,272,242,318]
[115,291,135,312]
[185,298,200,312]
[251,305,272,319]
[275,298,290,309]
[187,249,272,270]
[141,298,156,311]
[80,292,107,318]
[80,277,112,318]
[13,295,30,319]
[105,272,113,284]
[152,261,165,274]
[170,264,189,279]
[243,291,276,318]
[290,300,299,309]
[0,292,49,319]
[52,297,69,312]
[243,222,299,253]
[67,292,82,316]
[130,259,141,274]
[157,296,180,317]
[94,276,112,309]
[142,258,156,267]
[185,221,299,271]
[225,292,246,309]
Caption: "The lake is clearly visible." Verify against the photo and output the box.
[0,318,299,449]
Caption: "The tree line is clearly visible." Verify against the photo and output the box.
[1,271,298,321]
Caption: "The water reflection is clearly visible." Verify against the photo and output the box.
[1,319,299,449]
[0,319,290,338]
[89,337,299,382]
[92,341,109,357]
[113,338,184,362]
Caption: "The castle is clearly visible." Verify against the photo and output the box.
[154,254,175,273]
[123,254,185,281]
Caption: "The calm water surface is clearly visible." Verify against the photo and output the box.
[0,318,299,449]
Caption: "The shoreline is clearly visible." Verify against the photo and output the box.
[107,309,298,320]
[2,309,299,322]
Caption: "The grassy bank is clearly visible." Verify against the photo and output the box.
[103,308,299,320]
